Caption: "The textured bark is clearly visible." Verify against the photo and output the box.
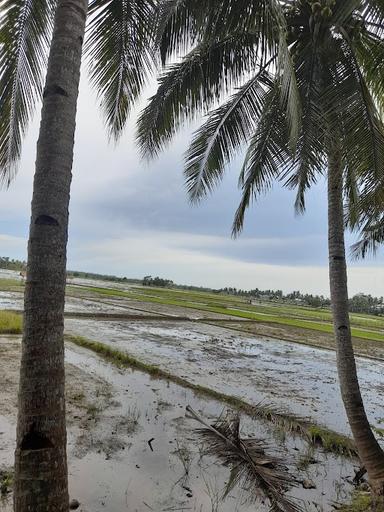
[13,1,87,510]
[327,142,384,494]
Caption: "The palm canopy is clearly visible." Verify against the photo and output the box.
[138,0,384,236]
[0,0,157,187]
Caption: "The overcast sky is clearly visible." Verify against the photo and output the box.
[0,74,383,297]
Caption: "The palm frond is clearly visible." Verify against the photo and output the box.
[354,31,384,113]
[351,215,384,258]
[271,1,302,148]
[0,0,56,186]
[186,405,301,512]
[344,163,360,227]
[282,40,325,213]
[157,0,284,64]
[184,67,274,203]
[336,33,384,193]
[364,0,384,34]
[137,32,260,158]
[232,86,289,236]
[156,0,210,64]
[86,0,157,139]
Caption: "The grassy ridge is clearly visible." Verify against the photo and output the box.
[0,311,22,334]
[0,278,23,291]
[74,285,384,343]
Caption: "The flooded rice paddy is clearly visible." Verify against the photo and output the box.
[0,338,356,512]
[1,273,383,510]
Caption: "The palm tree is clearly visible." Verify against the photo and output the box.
[138,0,384,493]
[0,0,156,509]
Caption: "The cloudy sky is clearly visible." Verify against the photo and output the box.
[0,74,383,297]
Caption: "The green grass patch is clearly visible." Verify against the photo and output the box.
[0,311,22,334]
[340,491,384,512]
[0,278,23,291]
[67,334,358,459]
[0,469,13,496]
[307,425,356,458]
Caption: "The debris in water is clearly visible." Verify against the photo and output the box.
[302,479,316,489]
[186,405,302,512]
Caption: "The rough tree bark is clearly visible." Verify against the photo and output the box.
[328,141,384,494]
[13,0,88,510]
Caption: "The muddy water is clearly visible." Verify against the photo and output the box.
[65,318,384,436]
[0,292,23,310]
[66,346,355,511]
[0,340,357,512]
[0,290,132,315]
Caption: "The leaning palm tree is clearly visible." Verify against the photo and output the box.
[0,0,156,509]
[138,0,384,493]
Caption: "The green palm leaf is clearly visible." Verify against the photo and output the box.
[137,32,260,158]
[0,0,56,186]
[282,40,325,213]
[86,0,157,139]
[351,215,384,258]
[232,86,288,236]
[337,35,384,191]
[184,68,274,203]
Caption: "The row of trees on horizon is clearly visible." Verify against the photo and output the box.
[2,257,382,316]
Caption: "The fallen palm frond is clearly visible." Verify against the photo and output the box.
[186,405,302,512]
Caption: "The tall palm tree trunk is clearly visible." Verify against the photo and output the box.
[13,1,87,510]
[328,142,384,494]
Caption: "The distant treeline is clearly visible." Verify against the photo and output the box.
[142,275,174,287]
[218,287,384,316]
[219,287,331,307]
[0,256,26,271]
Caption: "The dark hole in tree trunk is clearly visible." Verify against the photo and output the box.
[338,325,348,331]
[43,85,68,98]
[332,255,345,261]
[21,426,53,450]
[35,215,59,226]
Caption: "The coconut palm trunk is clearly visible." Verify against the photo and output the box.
[327,142,384,494]
[13,0,87,510]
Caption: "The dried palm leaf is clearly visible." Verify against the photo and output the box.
[186,405,302,512]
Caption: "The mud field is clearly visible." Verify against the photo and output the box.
[0,337,357,512]
[1,272,383,511]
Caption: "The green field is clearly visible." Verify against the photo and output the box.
[68,283,384,343]
[2,276,384,344]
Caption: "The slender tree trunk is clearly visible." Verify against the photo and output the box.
[328,142,384,494]
[13,1,87,510]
